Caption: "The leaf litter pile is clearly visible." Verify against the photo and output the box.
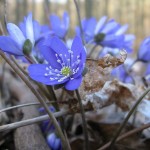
[1,50,150,150]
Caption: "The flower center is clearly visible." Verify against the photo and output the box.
[61,67,72,76]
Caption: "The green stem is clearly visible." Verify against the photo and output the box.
[75,89,89,150]
[73,0,85,44]
[0,51,70,150]
[109,87,150,149]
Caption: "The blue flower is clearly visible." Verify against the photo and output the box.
[76,16,135,52]
[39,106,56,133]
[0,13,42,56]
[111,58,134,83]
[39,107,61,150]
[47,133,62,150]
[76,17,97,42]
[28,36,86,90]
[42,12,69,39]
[138,37,150,62]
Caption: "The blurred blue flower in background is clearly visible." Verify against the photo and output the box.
[39,106,62,150]
[111,58,134,83]
[0,13,42,56]
[76,16,135,52]
[138,37,150,62]
[28,36,86,90]
[42,12,69,39]
[47,133,62,150]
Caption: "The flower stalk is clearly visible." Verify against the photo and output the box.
[75,89,89,150]
[0,50,70,150]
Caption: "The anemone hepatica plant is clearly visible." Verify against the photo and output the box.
[2,1,150,149]
[76,16,135,52]
[138,37,150,62]
[28,36,86,90]
[42,12,69,39]
[0,13,42,56]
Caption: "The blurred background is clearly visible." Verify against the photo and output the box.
[0,0,150,51]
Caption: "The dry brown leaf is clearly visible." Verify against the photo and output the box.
[83,79,139,111]
[80,50,127,97]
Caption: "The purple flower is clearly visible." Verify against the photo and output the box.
[138,37,150,62]
[42,12,69,39]
[28,36,86,90]
[111,58,134,83]
[39,106,56,133]
[76,16,135,52]
[47,133,62,150]
[39,107,61,150]
[0,13,42,56]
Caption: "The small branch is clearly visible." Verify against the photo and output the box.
[10,55,28,75]
[109,87,150,149]
[73,0,85,44]
[0,110,69,132]
[98,122,150,150]
[75,89,89,150]
[0,51,70,150]
[0,101,55,113]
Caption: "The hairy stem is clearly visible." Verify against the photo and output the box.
[10,55,52,101]
[73,0,85,44]
[109,87,150,149]
[0,101,55,113]
[0,51,70,150]
[75,89,89,150]
[0,110,69,132]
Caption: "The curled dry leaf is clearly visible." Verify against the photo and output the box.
[80,50,127,97]
[83,79,139,111]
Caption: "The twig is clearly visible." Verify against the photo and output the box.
[0,110,69,132]
[73,0,85,44]
[98,122,150,150]
[109,87,150,149]
[10,55,28,75]
[0,101,55,113]
[0,50,70,150]
[75,89,89,150]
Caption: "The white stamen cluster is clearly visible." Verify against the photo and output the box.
[44,49,82,83]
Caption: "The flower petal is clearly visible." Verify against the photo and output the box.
[44,36,68,56]
[63,11,69,31]
[33,20,41,41]
[50,14,61,28]
[85,18,97,36]
[7,23,25,49]
[0,36,23,55]
[26,13,34,45]
[102,20,118,34]
[47,133,56,148]
[28,64,67,85]
[115,24,128,35]
[39,42,61,69]
[71,36,85,58]
[65,75,82,90]
[138,37,150,62]
[95,16,107,34]
[101,35,124,48]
